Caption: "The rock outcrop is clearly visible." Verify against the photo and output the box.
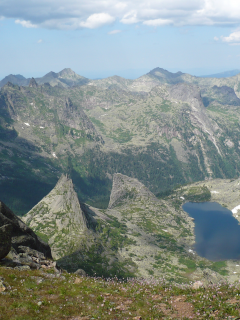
[0,224,12,259]
[0,201,51,259]
[29,77,38,88]
[108,173,156,209]
[23,174,88,259]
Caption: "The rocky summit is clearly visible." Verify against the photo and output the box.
[22,174,88,260]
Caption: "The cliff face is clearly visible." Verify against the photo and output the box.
[0,201,51,259]
[108,173,156,209]
[22,175,88,259]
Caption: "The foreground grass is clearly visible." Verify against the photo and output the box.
[0,268,240,319]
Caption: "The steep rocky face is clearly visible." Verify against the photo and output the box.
[0,201,51,258]
[0,224,12,259]
[202,85,240,107]
[108,173,156,209]
[168,83,221,154]
[23,174,88,259]
[29,78,38,88]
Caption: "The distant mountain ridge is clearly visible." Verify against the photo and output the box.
[2,67,240,89]
[0,74,30,87]
[0,68,89,88]
[201,69,240,78]
[2,65,240,216]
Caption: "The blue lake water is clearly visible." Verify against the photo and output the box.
[182,202,240,261]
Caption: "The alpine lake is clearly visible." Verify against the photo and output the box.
[182,202,240,261]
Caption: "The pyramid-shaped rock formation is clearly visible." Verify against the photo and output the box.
[29,77,38,88]
[108,173,157,209]
[23,175,88,259]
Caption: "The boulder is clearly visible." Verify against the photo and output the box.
[0,201,52,259]
[74,269,87,277]
[202,268,225,286]
[0,224,12,260]
[18,246,45,260]
[192,281,204,290]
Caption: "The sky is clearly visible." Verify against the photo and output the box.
[1,0,240,79]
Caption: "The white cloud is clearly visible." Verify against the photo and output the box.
[38,39,43,43]
[120,10,138,24]
[222,30,240,43]
[214,36,219,41]
[15,19,37,28]
[143,19,172,27]
[1,0,240,30]
[108,29,122,34]
[80,13,115,29]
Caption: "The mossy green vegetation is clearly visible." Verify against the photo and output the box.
[1,267,240,320]
[184,186,211,202]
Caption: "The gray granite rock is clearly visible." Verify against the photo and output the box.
[0,224,12,260]
[0,201,52,259]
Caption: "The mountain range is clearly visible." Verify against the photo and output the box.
[201,69,240,78]
[2,66,240,280]
[0,68,89,88]
[2,66,240,215]
[2,68,240,89]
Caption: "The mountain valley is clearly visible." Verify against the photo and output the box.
[2,67,240,215]
[1,67,240,282]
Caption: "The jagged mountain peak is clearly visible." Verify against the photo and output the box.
[4,81,16,88]
[29,77,38,88]
[44,71,58,78]
[108,173,156,209]
[22,174,88,259]
[58,68,76,77]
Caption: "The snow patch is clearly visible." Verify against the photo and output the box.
[24,123,30,126]
[180,196,185,200]
[162,229,168,232]
[232,205,240,214]
[40,126,44,129]
[52,153,57,158]
[211,191,219,194]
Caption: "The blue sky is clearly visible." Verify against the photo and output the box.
[1,0,240,79]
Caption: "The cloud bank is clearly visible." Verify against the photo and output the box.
[0,0,240,30]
